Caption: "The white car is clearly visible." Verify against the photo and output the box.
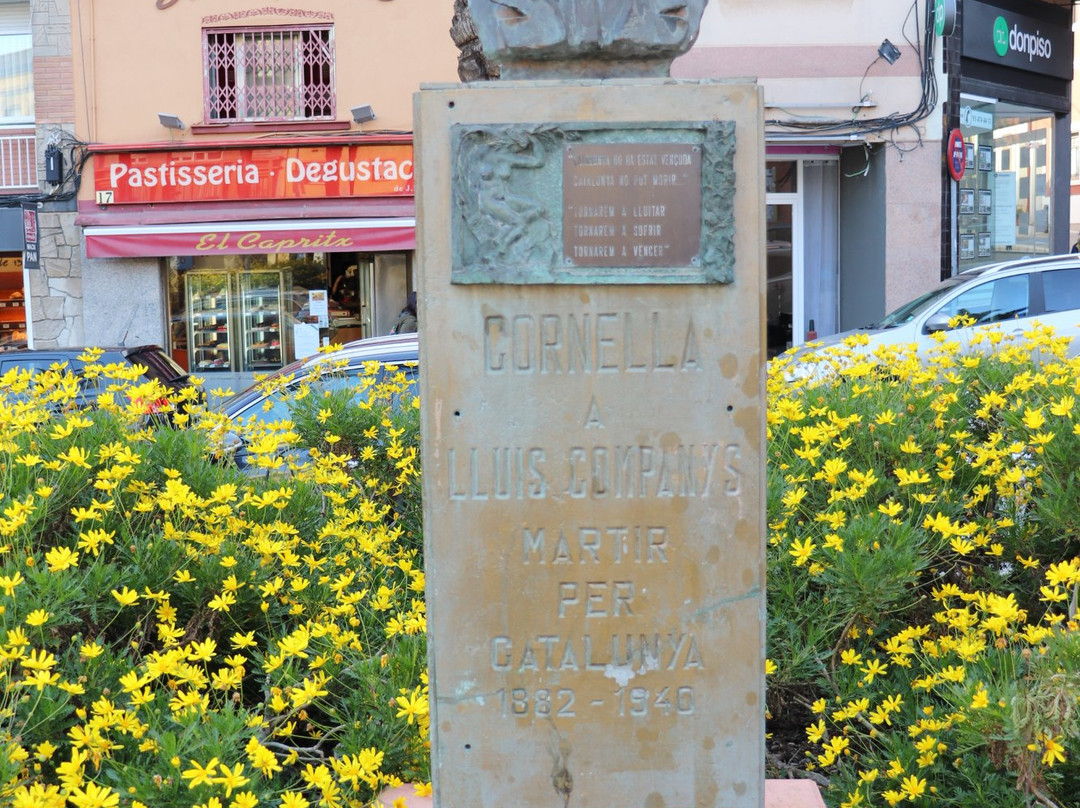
[782,253,1080,373]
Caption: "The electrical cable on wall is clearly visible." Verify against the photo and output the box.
[0,128,90,208]
[765,0,938,143]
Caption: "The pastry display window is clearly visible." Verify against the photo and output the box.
[166,252,413,373]
[0,254,26,350]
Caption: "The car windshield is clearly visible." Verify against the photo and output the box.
[220,350,418,420]
[216,357,308,415]
[873,278,966,328]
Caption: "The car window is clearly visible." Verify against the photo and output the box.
[0,357,68,376]
[875,281,963,328]
[933,275,1029,326]
[294,363,417,408]
[241,374,357,426]
[240,385,296,425]
[1041,268,1080,314]
[232,361,417,427]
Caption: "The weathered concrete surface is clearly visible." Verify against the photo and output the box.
[764,781,829,808]
[418,79,766,808]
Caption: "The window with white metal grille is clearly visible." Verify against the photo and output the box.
[204,25,334,122]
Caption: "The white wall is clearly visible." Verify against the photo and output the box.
[677,0,942,142]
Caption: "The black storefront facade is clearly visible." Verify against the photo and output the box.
[944,0,1073,274]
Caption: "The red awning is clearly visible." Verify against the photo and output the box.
[83,217,415,258]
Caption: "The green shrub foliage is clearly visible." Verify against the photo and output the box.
[767,325,1080,807]
[0,350,426,808]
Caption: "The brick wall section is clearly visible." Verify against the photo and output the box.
[34,56,73,123]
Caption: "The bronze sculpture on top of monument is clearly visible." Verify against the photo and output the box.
[465,0,709,78]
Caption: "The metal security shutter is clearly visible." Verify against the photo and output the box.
[0,4,30,37]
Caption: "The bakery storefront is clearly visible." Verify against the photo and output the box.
[80,137,415,374]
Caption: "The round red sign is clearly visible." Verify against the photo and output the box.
[947,128,966,181]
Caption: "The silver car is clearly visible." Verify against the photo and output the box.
[784,253,1080,368]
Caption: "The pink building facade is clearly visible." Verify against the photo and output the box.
[677,0,1073,356]
[37,0,458,380]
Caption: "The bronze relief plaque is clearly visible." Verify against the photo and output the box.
[450,121,735,285]
[563,143,702,268]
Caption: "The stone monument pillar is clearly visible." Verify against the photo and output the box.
[417,3,766,805]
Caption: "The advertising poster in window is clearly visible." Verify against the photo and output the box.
[308,289,329,328]
[21,203,38,270]
[959,188,975,215]
[978,145,993,172]
[965,142,975,171]
[977,232,992,258]
[293,323,320,360]
[993,173,1018,246]
[977,189,992,216]
[960,234,976,260]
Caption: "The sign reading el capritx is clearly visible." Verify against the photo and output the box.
[963,0,1072,80]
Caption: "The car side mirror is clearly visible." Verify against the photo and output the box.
[214,430,250,466]
[923,312,952,334]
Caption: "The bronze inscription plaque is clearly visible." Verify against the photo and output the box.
[450,122,735,285]
[563,143,702,268]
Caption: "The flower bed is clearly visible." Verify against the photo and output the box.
[767,325,1080,807]
[0,351,427,808]
[7,323,1080,808]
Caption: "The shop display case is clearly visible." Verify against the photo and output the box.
[0,296,25,349]
[183,269,290,373]
[186,273,233,372]
[241,272,284,371]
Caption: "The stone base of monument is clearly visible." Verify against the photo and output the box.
[418,78,768,808]
[765,779,828,808]
[377,780,826,808]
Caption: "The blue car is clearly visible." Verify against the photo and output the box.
[213,333,419,473]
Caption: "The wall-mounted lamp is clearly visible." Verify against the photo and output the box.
[158,112,185,130]
[351,104,376,124]
[877,39,901,65]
